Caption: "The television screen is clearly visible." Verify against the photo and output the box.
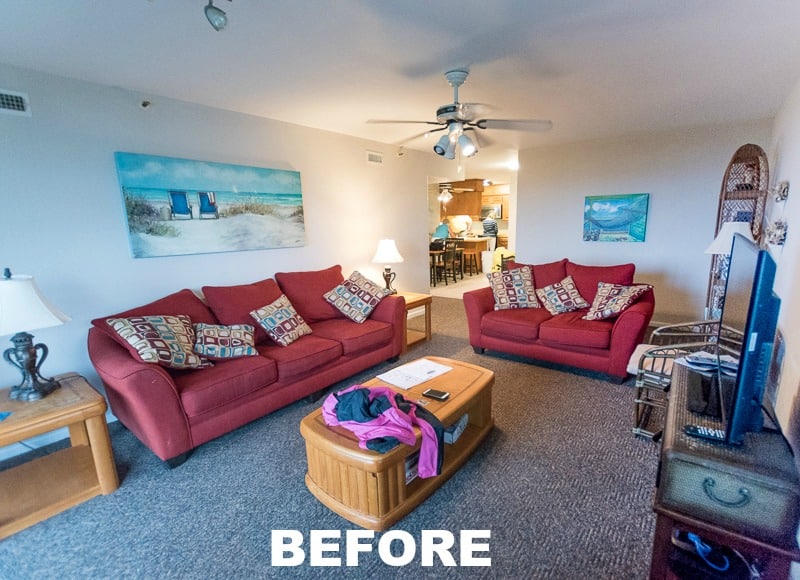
[684,234,781,446]
[718,234,780,445]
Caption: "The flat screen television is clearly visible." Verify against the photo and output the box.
[714,234,780,445]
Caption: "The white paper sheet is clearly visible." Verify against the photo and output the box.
[376,359,452,390]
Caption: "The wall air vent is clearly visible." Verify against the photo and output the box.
[366,150,384,165]
[0,90,31,116]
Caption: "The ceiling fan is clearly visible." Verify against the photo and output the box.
[367,68,552,159]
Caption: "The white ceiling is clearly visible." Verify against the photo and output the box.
[3,1,800,181]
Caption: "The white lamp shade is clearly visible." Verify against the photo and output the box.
[372,239,404,264]
[704,221,755,255]
[0,275,71,336]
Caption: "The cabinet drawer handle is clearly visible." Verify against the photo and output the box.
[703,477,750,508]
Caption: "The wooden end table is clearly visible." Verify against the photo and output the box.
[300,356,494,530]
[396,291,432,351]
[0,372,119,538]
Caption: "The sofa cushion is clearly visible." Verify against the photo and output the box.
[539,312,614,349]
[174,355,279,417]
[324,271,388,323]
[90,289,219,349]
[506,258,568,289]
[487,265,539,310]
[193,323,258,359]
[275,265,345,323]
[311,318,394,355]
[257,335,342,380]
[583,283,653,320]
[202,278,283,345]
[251,294,313,346]
[481,307,553,342]
[106,314,212,370]
[566,261,635,303]
[535,275,590,315]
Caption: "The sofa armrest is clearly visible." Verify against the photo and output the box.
[370,294,406,356]
[607,289,656,378]
[87,328,192,460]
[463,287,495,347]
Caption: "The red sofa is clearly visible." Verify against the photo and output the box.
[463,259,654,382]
[87,265,405,465]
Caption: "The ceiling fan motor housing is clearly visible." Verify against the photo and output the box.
[436,103,469,124]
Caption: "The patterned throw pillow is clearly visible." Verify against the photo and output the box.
[324,270,388,323]
[535,275,590,315]
[193,323,258,359]
[487,265,539,310]
[583,283,653,320]
[106,314,212,369]
[250,294,313,346]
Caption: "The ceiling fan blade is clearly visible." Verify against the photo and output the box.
[396,126,447,145]
[460,102,495,119]
[475,119,553,132]
[464,126,493,148]
[367,119,443,126]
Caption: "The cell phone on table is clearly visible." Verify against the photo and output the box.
[422,388,450,401]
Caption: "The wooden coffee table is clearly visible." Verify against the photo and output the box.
[300,356,494,530]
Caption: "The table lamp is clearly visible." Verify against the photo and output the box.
[704,221,755,255]
[704,222,755,319]
[0,269,71,401]
[371,239,404,294]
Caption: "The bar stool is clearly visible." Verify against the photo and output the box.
[461,247,479,275]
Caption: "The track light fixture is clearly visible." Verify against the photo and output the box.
[205,0,231,31]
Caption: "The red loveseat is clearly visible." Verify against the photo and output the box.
[87,265,405,465]
[463,259,654,382]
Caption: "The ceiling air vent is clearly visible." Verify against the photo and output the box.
[366,150,384,165]
[0,90,31,116]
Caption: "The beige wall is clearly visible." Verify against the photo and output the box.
[515,120,772,322]
[0,63,456,390]
[766,76,800,456]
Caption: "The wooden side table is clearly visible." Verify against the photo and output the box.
[0,372,119,538]
[396,291,432,351]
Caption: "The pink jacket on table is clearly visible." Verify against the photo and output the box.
[322,385,441,478]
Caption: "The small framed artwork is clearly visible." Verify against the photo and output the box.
[583,193,649,242]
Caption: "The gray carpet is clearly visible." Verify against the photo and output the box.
[0,297,659,579]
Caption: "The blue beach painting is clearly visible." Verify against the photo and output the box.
[583,193,649,242]
[114,152,305,258]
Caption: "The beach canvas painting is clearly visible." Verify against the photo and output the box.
[583,193,649,242]
[114,152,305,258]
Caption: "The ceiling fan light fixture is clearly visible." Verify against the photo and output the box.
[205,0,228,31]
[458,134,477,157]
[433,134,450,156]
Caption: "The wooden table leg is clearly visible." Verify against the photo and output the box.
[68,422,89,446]
[85,415,120,494]
[424,301,432,341]
[649,513,674,579]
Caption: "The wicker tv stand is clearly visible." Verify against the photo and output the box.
[300,357,494,530]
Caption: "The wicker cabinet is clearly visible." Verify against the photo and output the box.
[706,144,769,319]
